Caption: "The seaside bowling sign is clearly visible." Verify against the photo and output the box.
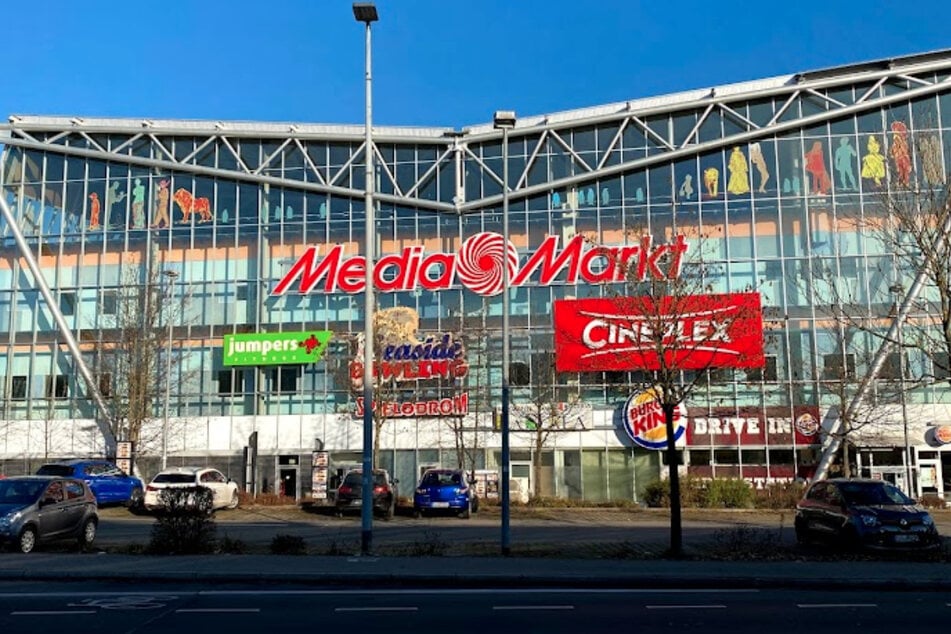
[623,386,687,450]
[552,293,765,372]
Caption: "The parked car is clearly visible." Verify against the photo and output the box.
[36,459,144,508]
[335,469,398,520]
[795,478,940,550]
[0,475,99,553]
[413,468,479,518]
[143,467,240,513]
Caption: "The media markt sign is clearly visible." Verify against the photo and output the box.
[223,331,332,367]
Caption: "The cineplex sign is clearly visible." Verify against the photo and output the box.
[552,293,766,372]
[272,233,689,297]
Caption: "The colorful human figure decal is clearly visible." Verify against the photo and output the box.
[585,187,595,206]
[749,142,770,193]
[131,178,146,228]
[104,181,126,228]
[678,174,694,200]
[921,134,945,185]
[88,192,101,230]
[152,179,171,228]
[861,135,886,186]
[703,167,719,197]
[804,142,831,195]
[833,138,858,191]
[173,188,214,223]
[635,187,645,203]
[889,121,912,187]
[727,146,750,195]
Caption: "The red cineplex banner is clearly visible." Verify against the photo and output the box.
[553,293,765,372]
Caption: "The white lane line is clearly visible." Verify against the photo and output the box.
[334,607,418,613]
[797,604,877,609]
[175,608,261,614]
[646,605,727,610]
[11,610,96,616]
[493,605,575,611]
[0,592,190,598]
[199,588,758,597]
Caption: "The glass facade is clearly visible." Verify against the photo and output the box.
[4,50,951,501]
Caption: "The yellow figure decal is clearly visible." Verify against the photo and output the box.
[727,147,750,195]
[703,167,719,197]
[861,135,886,186]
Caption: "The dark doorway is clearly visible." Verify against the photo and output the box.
[279,468,298,500]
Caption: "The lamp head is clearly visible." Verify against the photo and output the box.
[493,110,517,130]
[353,3,378,23]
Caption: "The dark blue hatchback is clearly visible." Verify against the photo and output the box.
[36,459,144,508]
[413,469,479,519]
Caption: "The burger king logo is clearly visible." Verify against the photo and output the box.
[622,387,686,450]
[795,413,819,437]
[935,426,951,445]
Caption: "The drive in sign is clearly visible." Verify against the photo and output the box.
[223,331,332,366]
[553,293,765,372]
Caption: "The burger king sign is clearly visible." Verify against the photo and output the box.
[623,387,687,450]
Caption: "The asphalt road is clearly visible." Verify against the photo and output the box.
[0,582,947,633]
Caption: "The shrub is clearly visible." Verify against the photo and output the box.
[147,487,217,555]
[703,478,754,508]
[918,494,947,509]
[641,476,707,508]
[218,534,248,554]
[754,481,805,509]
[270,534,307,555]
[642,479,670,508]
[411,530,447,556]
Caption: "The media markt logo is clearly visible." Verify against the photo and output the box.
[223,331,332,367]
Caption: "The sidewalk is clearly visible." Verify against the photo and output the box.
[1,552,948,591]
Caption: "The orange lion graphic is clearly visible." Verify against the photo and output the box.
[172,188,213,223]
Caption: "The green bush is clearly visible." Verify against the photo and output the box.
[642,479,670,508]
[641,476,708,508]
[147,487,217,555]
[703,478,753,508]
[270,534,307,555]
[754,481,805,509]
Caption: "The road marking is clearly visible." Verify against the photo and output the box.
[0,592,187,598]
[11,610,96,616]
[493,605,575,611]
[199,588,758,597]
[175,608,261,614]
[334,607,419,612]
[797,604,877,609]
[646,605,727,610]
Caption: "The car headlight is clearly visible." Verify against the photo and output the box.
[0,511,22,527]
[859,514,880,527]
[922,514,935,527]
[415,489,427,495]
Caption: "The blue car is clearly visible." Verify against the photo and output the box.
[413,468,479,519]
[36,459,144,508]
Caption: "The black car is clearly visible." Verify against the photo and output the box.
[0,476,99,553]
[335,469,398,520]
[795,478,940,550]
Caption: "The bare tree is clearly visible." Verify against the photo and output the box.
[559,226,765,556]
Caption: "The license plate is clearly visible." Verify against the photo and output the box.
[431,502,449,508]
[350,499,362,506]
[894,534,918,543]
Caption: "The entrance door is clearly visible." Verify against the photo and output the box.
[918,456,941,499]
[279,468,298,500]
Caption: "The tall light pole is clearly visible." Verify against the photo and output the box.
[494,110,516,556]
[890,282,913,495]
[162,269,179,470]
[354,1,378,556]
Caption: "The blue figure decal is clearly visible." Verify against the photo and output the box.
[551,192,561,208]
[318,202,327,219]
[834,138,858,191]
[585,187,595,206]
[635,187,645,203]
[600,187,610,205]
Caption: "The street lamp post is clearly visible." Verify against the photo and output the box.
[890,283,914,496]
[162,269,179,470]
[493,110,516,556]
[354,1,378,557]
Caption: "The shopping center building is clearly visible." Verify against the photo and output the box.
[3,49,951,502]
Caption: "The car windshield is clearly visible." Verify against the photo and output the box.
[0,480,46,504]
[839,482,913,506]
[421,471,461,486]
[343,472,387,486]
[152,473,196,484]
[36,465,73,477]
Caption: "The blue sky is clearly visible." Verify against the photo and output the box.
[4,0,949,129]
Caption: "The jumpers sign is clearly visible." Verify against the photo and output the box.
[553,293,765,372]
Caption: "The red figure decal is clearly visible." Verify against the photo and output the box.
[173,188,214,223]
[890,121,912,187]
[804,141,831,195]
[88,192,101,230]
[302,334,320,354]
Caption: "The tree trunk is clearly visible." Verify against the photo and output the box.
[663,402,683,558]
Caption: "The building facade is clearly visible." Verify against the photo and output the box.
[3,50,951,502]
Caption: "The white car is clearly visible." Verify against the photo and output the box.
[144,467,240,512]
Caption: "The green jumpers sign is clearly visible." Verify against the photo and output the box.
[223,331,332,366]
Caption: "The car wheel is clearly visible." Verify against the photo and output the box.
[78,518,97,550]
[227,490,240,510]
[472,496,480,513]
[126,487,144,511]
[18,526,37,554]
[413,506,422,519]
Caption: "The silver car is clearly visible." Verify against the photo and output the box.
[0,476,99,553]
